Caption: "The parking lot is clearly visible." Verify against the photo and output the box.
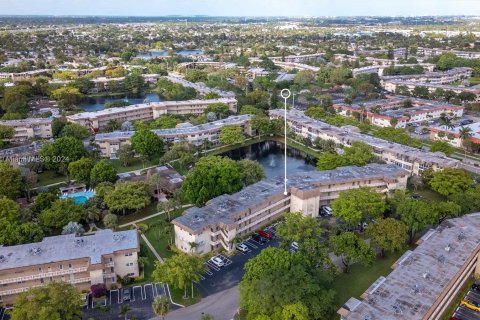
[451,280,480,320]
[82,283,178,320]
[197,224,279,297]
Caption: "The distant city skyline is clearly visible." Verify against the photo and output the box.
[1,0,480,17]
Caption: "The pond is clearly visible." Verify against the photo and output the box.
[79,92,162,112]
[136,49,204,59]
[222,141,317,179]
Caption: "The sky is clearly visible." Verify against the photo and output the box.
[0,0,480,17]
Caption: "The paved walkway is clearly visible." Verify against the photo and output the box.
[140,232,164,263]
[118,204,192,228]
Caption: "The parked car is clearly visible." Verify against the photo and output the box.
[460,119,474,125]
[236,243,249,253]
[252,234,267,244]
[209,256,225,267]
[258,230,272,240]
[321,206,333,216]
[290,241,299,252]
[461,299,480,312]
[472,281,480,293]
[123,288,131,301]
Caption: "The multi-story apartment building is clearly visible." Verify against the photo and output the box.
[94,115,252,158]
[163,75,236,98]
[352,63,436,77]
[270,109,459,174]
[381,67,472,85]
[0,69,50,81]
[270,53,325,63]
[0,118,53,142]
[66,98,238,131]
[338,212,480,320]
[0,141,47,168]
[334,97,464,128]
[417,47,480,59]
[383,80,480,101]
[172,164,408,255]
[430,121,480,148]
[0,229,139,306]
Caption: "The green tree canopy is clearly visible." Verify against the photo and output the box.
[90,160,118,185]
[0,195,20,223]
[39,137,87,172]
[68,157,95,184]
[104,181,151,215]
[239,247,335,320]
[206,103,230,119]
[429,140,454,156]
[152,254,206,298]
[429,168,473,196]
[39,199,86,229]
[219,125,246,145]
[182,156,244,206]
[237,159,266,186]
[366,218,407,257]
[117,144,135,167]
[329,232,375,273]
[59,123,91,140]
[331,187,386,226]
[0,160,21,199]
[131,129,164,160]
[10,282,82,320]
[397,199,436,243]
[316,153,346,171]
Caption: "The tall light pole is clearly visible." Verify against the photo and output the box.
[280,89,291,196]
[292,92,297,109]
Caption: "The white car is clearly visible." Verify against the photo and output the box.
[236,243,249,253]
[290,241,299,252]
[209,256,225,267]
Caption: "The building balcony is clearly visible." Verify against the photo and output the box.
[104,262,115,268]
[0,267,88,285]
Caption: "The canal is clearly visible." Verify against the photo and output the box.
[222,140,317,179]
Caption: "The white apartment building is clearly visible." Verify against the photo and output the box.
[95,115,252,158]
[270,109,460,175]
[0,118,53,142]
[67,98,238,131]
[172,164,408,255]
[0,229,139,306]
[381,67,472,85]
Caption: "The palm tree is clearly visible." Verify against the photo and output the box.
[359,104,366,123]
[152,295,170,320]
[458,126,473,159]
[119,304,131,320]
[439,113,453,131]
[188,241,199,253]
[157,200,175,221]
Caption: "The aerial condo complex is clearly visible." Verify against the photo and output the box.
[0,1,480,320]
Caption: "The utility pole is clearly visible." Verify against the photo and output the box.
[280,89,291,196]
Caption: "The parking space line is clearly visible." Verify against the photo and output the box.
[245,239,258,249]
[144,283,154,299]
[132,285,144,301]
[204,268,213,276]
[205,261,220,271]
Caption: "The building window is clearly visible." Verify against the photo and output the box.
[59,265,63,270]
[125,253,133,257]
[127,273,135,277]
[126,262,134,267]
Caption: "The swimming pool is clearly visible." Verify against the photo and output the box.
[61,191,95,204]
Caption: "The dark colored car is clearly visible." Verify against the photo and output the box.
[258,230,272,240]
[123,288,131,301]
[472,282,480,293]
[252,234,267,244]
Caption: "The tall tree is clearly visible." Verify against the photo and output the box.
[68,157,94,184]
[104,182,151,215]
[329,232,375,273]
[429,168,473,196]
[182,156,244,206]
[237,159,266,186]
[90,160,118,185]
[152,295,170,320]
[131,130,164,160]
[0,160,21,199]
[39,199,86,229]
[39,137,86,172]
[458,126,473,158]
[331,187,386,226]
[153,254,206,299]
[10,282,82,320]
[219,125,246,145]
[117,144,135,167]
[365,218,407,257]
[397,199,436,244]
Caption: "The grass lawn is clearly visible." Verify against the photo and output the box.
[413,188,446,202]
[117,202,159,225]
[470,77,480,86]
[35,171,67,188]
[142,209,184,259]
[109,157,161,174]
[139,240,157,284]
[330,251,404,319]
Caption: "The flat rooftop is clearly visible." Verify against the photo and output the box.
[0,229,138,269]
[381,67,472,81]
[95,114,251,140]
[341,213,480,320]
[270,109,459,167]
[173,164,407,233]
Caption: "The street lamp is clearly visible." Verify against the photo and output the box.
[280,89,291,196]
